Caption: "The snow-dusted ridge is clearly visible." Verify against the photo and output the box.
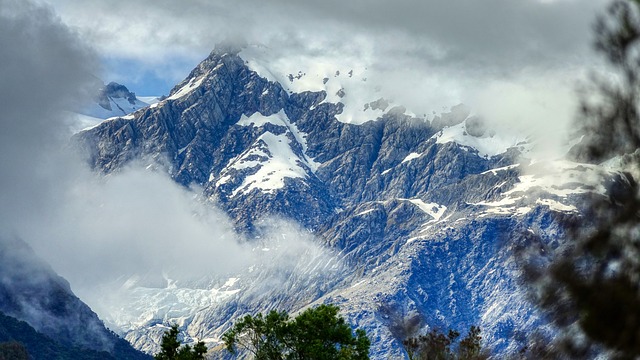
[168,75,207,100]
[239,44,408,124]
[82,96,149,119]
[74,82,161,132]
[400,198,447,221]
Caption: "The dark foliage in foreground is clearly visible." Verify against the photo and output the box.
[223,304,370,359]
[526,0,640,358]
[155,324,207,360]
[0,341,29,360]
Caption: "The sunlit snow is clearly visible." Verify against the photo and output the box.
[401,152,422,164]
[473,160,618,216]
[104,277,241,332]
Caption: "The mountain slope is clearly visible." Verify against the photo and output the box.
[0,237,150,360]
[74,44,629,357]
[0,310,131,360]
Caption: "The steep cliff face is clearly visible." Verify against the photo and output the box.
[0,237,150,359]
[75,44,626,357]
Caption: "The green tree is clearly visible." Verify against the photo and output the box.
[222,310,290,359]
[289,304,370,360]
[222,304,370,360]
[457,326,484,359]
[155,324,206,360]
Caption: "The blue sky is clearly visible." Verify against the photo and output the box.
[101,56,198,96]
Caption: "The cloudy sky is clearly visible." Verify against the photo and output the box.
[40,0,612,152]
[43,0,608,95]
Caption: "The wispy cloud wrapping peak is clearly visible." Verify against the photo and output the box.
[43,0,609,94]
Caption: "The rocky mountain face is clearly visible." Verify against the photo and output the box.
[97,82,138,109]
[0,237,150,359]
[74,45,628,358]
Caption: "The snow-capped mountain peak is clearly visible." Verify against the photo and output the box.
[72,43,631,357]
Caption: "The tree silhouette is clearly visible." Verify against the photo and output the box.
[526,0,640,358]
[154,324,206,360]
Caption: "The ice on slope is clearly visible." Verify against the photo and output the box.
[76,113,135,133]
[535,199,577,212]
[219,110,320,197]
[231,133,306,197]
[103,277,241,332]
[356,209,377,217]
[355,199,446,221]
[402,152,422,164]
[137,96,161,105]
[509,161,612,197]
[481,164,520,175]
[239,44,407,124]
[75,93,158,133]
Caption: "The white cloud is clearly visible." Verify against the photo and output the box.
[44,0,608,68]
[30,165,247,285]
[41,0,611,155]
